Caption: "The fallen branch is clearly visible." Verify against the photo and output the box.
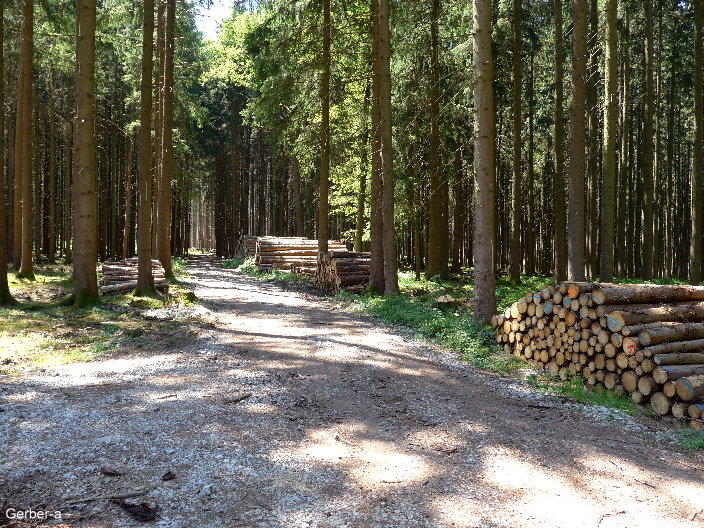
[65,485,155,505]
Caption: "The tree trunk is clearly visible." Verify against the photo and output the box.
[0,1,14,305]
[318,0,331,254]
[451,146,463,273]
[426,0,448,278]
[553,0,567,281]
[62,122,72,262]
[290,156,304,237]
[354,83,370,252]
[122,133,134,258]
[692,0,703,284]
[18,0,34,279]
[472,0,496,323]
[413,148,422,280]
[376,0,398,294]
[157,0,175,277]
[642,0,655,279]
[568,0,587,281]
[46,81,56,264]
[509,0,522,283]
[369,0,385,293]
[136,0,155,294]
[600,0,617,282]
[72,0,99,305]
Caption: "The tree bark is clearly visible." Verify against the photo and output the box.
[18,0,34,279]
[600,0,617,282]
[451,146,463,273]
[354,83,370,252]
[472,0,496,323]
[157,0,175,277]
[0,0,14,305]
[568,0,587,281]
[136,0,155,294]
[692,0,703,284]
[509,0,522,283]
[642,0,655,279]
[593,284,704,305]
[290,156,304,237]
[46,79,56,264]
[369,0,385,293]
[318,0,331,254]
[122,133,134,258]
[553,0,567,281]
[72,0,99,305]
[426,0,448,278]
[376,0,398,294]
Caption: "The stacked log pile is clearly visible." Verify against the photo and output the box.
[315,252,371,294]
[237,235,260,257]
[492,282,704,429]
[100,258,168,295]
[254,237,347,272]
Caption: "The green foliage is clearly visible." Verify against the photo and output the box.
[676,429,704,450]
[2,265,200,374]
[526,373,640,413]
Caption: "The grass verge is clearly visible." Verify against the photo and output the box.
[1,263,200,375]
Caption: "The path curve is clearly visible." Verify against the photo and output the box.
[1,258,703,528]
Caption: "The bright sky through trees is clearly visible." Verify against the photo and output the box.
[196,0,234,40]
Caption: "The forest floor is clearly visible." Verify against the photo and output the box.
[2,257,704,528]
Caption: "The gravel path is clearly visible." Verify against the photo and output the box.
[1,258,703,528]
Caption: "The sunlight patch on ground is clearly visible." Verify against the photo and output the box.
[480,448,601,526]
[429,494,484,528]
[280,425,434,488]
[26,354,178,386]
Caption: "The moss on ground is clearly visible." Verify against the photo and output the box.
[1,262,199,375]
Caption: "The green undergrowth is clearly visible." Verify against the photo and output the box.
[340,271,554,375]
[675,429,704,450]
[1,262,201,375]
[222,257,308,284]
[526,372,640,413]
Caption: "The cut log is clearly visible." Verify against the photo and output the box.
[100,280,168,295]
[675,375,704,402]
[592,284,704,305]
[637,376,659,396]
[650,392,672,416]
[688,403,704,419]
[653,352,704,365]
[642,339,704,357]
[652,364,704,384]
[605,302,704,332]
[621,371,638,393]
[638,323,704,346]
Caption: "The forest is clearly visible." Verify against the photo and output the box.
[1,0,704,525]
[0,0,701,321]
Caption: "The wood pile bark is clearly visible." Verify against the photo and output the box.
[254,237,347,272]
[492,282,704,429]
[236,235,261,257]
[314,252,372,294]
[99,258,168,295]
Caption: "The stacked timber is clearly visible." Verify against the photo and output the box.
[100,258,168,295]
[236,235,260,257]
[254,237,347,272]
[492,282,704,429]
[315,252,372,294]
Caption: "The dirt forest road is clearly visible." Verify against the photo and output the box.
[2,258,704,528]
